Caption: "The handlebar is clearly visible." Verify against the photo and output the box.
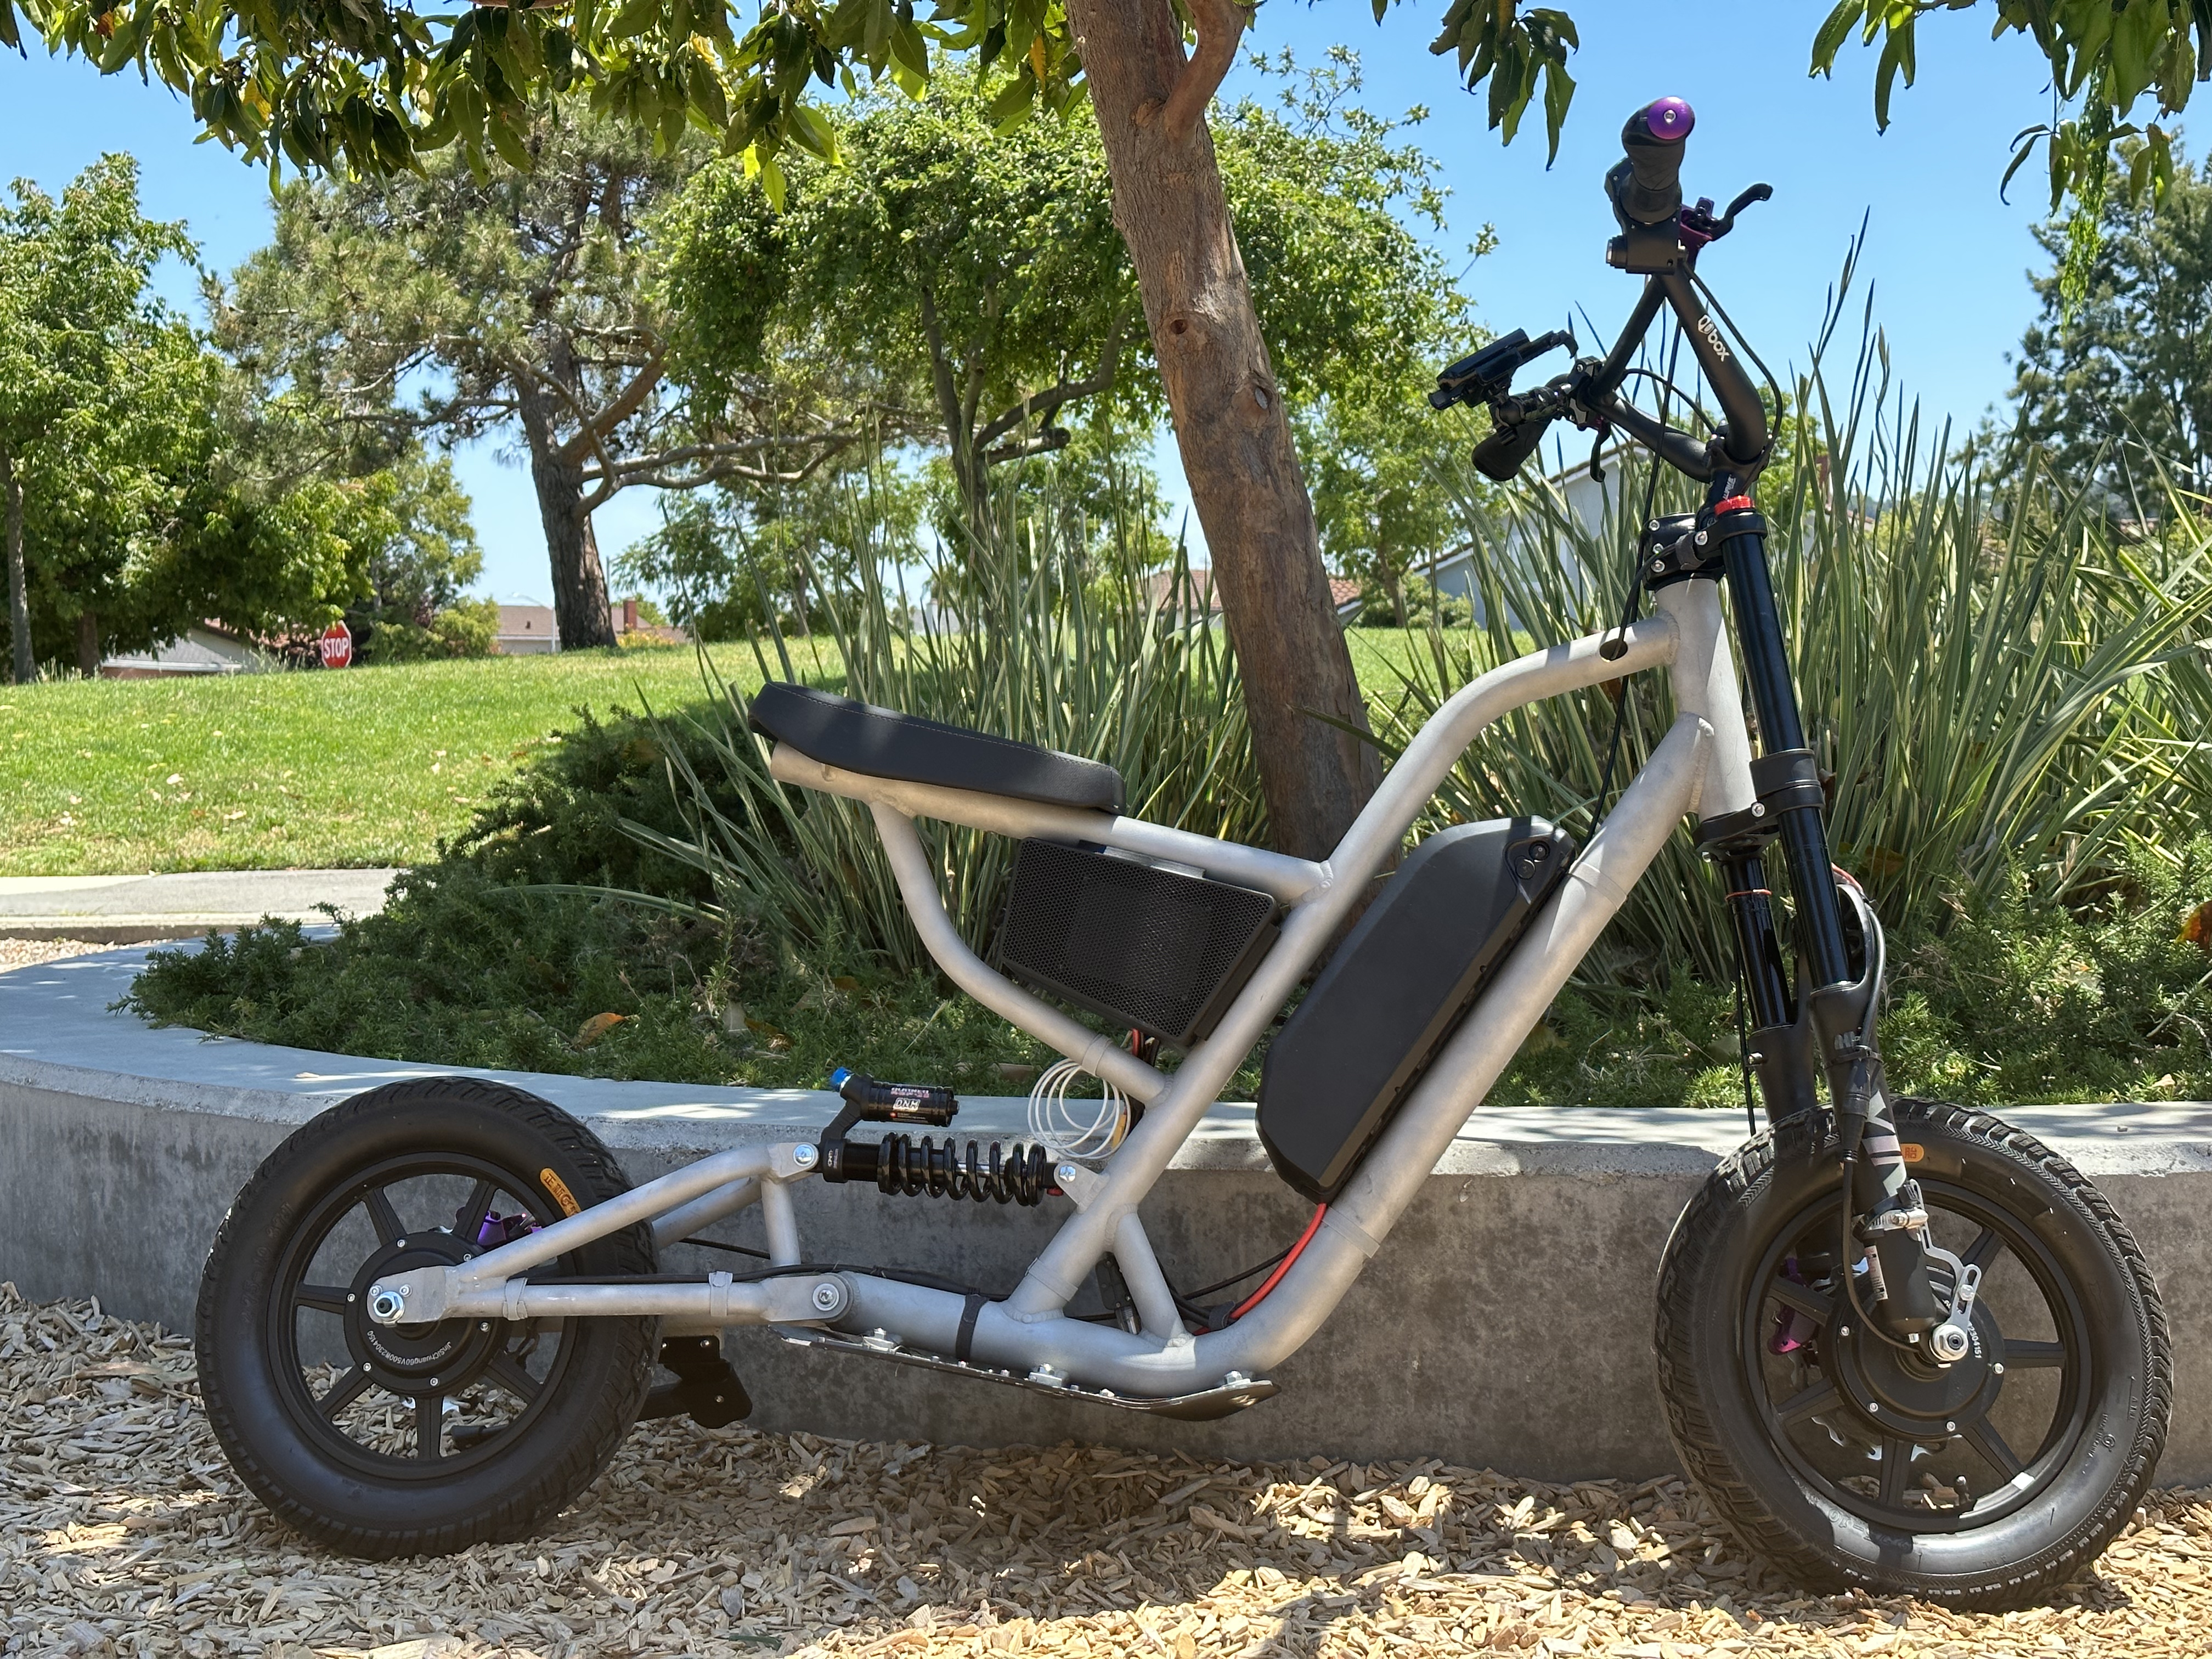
[1608,97,1694,228]
[1432,95,1774,486]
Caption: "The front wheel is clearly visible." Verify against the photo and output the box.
[1656,1100,2169,1608]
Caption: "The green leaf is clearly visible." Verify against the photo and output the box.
[987,71,1036,128]
[1541,61,1575,165]
[487,109,533,173]
[758,151,787,212]
[689,57,730,128]
[1872,19,1916,131]
[613,0,662,41]
[786,101,838,160]
[1999,125,2047,202]
[1810,0,1864,74]
[888,16,930,80]
[2109,0,2165,112]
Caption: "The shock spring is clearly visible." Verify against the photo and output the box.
[869,1133,1056,1206]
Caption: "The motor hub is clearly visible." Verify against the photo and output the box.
[1825,1295,2006,1441]
[343,1229,500,1393]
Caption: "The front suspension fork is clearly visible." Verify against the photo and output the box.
[1707,481,1946,1339]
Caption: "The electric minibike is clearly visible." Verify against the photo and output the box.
[196,97,2169,1605]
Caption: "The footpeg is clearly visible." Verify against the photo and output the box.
[640,1336,752,1428]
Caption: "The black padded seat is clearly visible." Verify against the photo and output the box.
[749,681,1125,814]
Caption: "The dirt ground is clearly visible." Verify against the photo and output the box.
[4,1284,2210,1659]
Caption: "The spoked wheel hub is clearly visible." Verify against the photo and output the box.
[195,1077,660,1558]
[1659,1101,2169,1606]
[1822,1295,2007,1451]
[343,1229,499,1397]
[1754,1181,2089,1531]
[274,1155,577,1477]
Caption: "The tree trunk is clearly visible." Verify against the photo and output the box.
[75,611,99,678]
[515,377,616,650]
[2,446,29,686]
[1065,0,1379,859]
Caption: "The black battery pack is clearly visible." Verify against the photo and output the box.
[1256,818,1576,1201]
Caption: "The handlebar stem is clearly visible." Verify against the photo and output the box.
[1658,273,1768,467]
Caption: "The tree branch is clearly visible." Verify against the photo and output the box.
[553,346,667,466]
[985,427,1073,466]
[975,304,1130,450]
[1156,0,1250,145]
[602,439,861,493]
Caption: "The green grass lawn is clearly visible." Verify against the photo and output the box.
[0,641,839,877]
[0,628,1463,877]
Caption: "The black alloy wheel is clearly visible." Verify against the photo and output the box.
[1656,1099,2169,1607]
[196,1078,658,1558]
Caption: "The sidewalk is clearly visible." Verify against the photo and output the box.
[0,868,398,939]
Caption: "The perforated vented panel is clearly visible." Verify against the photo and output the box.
[995,839,1278,1047]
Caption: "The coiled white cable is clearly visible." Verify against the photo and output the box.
[1025,1058,1129,1164]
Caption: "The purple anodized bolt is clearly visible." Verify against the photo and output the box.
[1643,97,1694,144]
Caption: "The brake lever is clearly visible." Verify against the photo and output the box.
[1718,182,1774,232]
[1679,182,1773,257]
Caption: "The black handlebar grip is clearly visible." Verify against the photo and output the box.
[1613,97,1694,227]
[1471,415,1555,483]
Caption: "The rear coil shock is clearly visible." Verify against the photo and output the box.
[872,1134,1056,1206]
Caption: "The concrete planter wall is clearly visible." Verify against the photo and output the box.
[5,949,2209,1482]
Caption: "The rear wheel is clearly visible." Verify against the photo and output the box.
[196,1077,657,1558]
[1656,1099,2169,1608]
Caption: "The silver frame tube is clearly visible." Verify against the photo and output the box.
[367,592,1763,1406]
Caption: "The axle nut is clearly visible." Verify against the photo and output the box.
[368,1288,406,1324]
[1929,1324,1971,1363]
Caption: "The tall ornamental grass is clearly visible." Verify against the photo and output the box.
[627,284,2209,997]
[1372,289,2212,986]
[620,477,1263,975]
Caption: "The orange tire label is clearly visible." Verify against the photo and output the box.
[540,1168,582,1216]
[1900,1143,1925,1164]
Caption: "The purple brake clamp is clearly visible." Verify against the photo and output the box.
[477,1211,537,1249]
[1770,1256,1819,1355]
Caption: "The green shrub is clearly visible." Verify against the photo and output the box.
[122,699,1078,1092]
[1488,843,2212,1110]
[360,596,499,662]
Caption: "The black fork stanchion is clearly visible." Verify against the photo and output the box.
[1712,847,1820,1126]
[1708,490,1851,989]
[1708,479,1944,1330]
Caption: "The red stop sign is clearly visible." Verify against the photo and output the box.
[319,620,354,669]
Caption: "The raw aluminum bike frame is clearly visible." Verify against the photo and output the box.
[363,576,1760,1407]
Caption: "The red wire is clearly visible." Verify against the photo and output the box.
[1230,1204,1327,1321]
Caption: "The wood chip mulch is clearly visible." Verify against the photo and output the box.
[5,1283,2209,1659]
[0,940,160,970]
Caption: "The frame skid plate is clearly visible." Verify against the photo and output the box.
[776,1327,1280,1422]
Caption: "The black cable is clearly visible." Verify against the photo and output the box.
[1734,975,1758,1140]
[681,1236,771,1261]
[1180,1249,1292,1305]
[1614,366,1715,430]
[1588,321,1686,821]
[1692,272,1790,452]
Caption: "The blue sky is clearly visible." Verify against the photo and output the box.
[4,2,2064,603]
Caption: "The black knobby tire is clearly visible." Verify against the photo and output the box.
[196,1077,658,1558]
[1655,1099,2169,1608]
